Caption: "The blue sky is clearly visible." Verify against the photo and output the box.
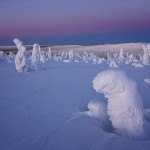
[0,0,150,45]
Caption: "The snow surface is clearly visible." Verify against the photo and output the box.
[0,53,150,150]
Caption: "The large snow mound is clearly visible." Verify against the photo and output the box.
[93,70,144,138]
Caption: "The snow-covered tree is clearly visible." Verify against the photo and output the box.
[7,51,15,63]
[39,46,46,63]
[82,52,89,63]
[107,53,110,62]
[93,70,144,138]
[97,58,105,64]
[113,53,118,61]
[138,54,142,62]
[142,46,149,65]
[31,43,40,70]
[128,54,134,63]
[0,51,4,60]
[47,47,52,59]
[109,60,118,68]
[118,48,125,63]
[68,50,74,61]
[15,45,29,72]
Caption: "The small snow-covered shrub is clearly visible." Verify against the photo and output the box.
[70,100,107,121]
[132,63,143,68]
[85,100,107,119]
[7,52,15,63]
[93,70,144,138]
[31,44,40,70]
[97,58,105,64]
[109,60,118,68]
[40,50,46,63]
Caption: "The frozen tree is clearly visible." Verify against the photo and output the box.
[89,53,97,64]
[68,50,74,61]
[138,54,142,62]
[128,54,134,63]
[39,47,46,63]
[147,44,150,55]
[109,60,118,68]
[8,51,15,59]
[118,48,125,63]
[107,53,110,62]
[82,52,89,63]
[0,51,4,60]
[15,45,29,72]
[93,70,144,138]
[125,53,130,64]
[113,53,118,62]
[7,52,15,63]
[97,58,105,64]
[142,46,149,65]
[13,38,29,72]
[47,47,52,59]
[31,44,40,70]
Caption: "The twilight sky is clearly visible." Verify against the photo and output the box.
[0,0,150,45]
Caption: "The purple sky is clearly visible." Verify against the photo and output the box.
[0,0,150,42]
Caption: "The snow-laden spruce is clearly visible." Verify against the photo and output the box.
[0,51,4,60]
[31,44,41,70]
[47,47,52,59]
[15,45,29,72]
[14,39,29,72]
[118,48,125,63]
[68,50,74,62]
[93,70,144,138]
[142,45,149,65]
[109,60,118,68]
